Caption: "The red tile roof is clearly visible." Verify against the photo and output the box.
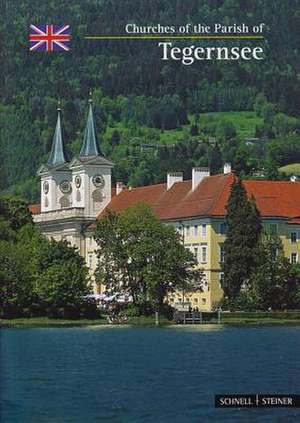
[29,173,300,222]
[288,218,300,225]
[98,173,300,221]
[243,180,300,219]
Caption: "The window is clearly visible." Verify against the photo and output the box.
[291,232,297,243]
[290,253,298,264]
[88,253,93,268]
[219,222,227,234]
[193,247,198,263]
[219,272,224,287]
[202,224,207,237]
[170,298,174,303]
[201,246,207,263]
[194,298,198,304]
[219,244,225,263]
[202,298,206,305]
[194,225,198,236]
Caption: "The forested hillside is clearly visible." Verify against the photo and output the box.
[1,0,300,200]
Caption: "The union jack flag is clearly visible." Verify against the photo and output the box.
[29,24,71,52]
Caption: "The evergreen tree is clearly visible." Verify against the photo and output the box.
[210,143,223,174]
[222,178,262,299]
[190,124,199,136]
[111,129,121,147]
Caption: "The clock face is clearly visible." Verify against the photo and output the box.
[59,180,72,194]
[43,181,49,194]
[92,174,105,188]
[75,175,82,188]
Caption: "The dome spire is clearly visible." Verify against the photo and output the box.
[79,92,102,157]
[47,102,67,166]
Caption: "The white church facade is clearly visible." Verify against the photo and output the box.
[33,100,114,283]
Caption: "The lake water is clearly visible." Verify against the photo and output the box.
[1,324,300,423]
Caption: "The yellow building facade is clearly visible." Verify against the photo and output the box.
[166,217,300,311]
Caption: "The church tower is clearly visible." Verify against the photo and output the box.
[38,103,71,212]
[70,96,114,217]
[34,96,114,262]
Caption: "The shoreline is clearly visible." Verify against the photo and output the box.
[1,313,300,328]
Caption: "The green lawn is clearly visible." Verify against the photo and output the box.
[0,317,108,327]
[0,315,170,328]
[154,111,262,144]
[200,111,262,139]
[104,111,262,148]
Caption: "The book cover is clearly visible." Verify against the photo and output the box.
[1,1,300,422]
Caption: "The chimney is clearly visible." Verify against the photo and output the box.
[116,181,123,195]
[167,172,183,190]
[192,167,210,191]
[223,163,232,174]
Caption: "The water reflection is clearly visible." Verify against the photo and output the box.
[166,323,226,332]
[86,324,131,330]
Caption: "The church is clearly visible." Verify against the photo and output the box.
[30,100,300,311]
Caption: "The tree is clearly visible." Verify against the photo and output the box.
[249,234,300,310]
[94,204,204,311]
[0,240,35,317]
[111,129,121,147]
[0,193,94,318]
[190,124,199,136]
[34,239,92,317]
[222,178,262,299]
[261,103,277,124]
[210,143,223,174]
[273,113,294,137]
[0,195,36,316]
[0,195,32,231]
[267,134,300,167]
[254,93,268,117]
[216,120,236,141]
